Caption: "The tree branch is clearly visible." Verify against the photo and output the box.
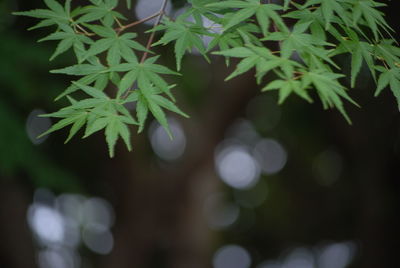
[116,11,162,34]
[74,11,164,37]
[140,0,169,63]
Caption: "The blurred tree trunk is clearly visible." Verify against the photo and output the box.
[102,61,258,268]
[0,179,36,268]
[330,89,400,267]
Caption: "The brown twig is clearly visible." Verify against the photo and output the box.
[120,0,169,100]
[74,11,163,37]
[116,12,162,34]
[140,0,169,63]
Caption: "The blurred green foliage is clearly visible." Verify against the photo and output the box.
[0,0,81,191]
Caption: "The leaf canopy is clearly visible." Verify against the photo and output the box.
[14,0,400,157]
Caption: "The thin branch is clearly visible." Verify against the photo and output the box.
[74,12,163,37]
[140,0,169,63]
[121,1,169,100]
[117,12,162,34]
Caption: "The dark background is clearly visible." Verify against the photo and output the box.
[0,0,399,267]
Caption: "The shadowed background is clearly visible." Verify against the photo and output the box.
[0,0,399,268]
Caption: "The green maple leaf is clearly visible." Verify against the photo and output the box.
[302,0,352,30]
[207,0,288,35]
[302,70,358,123]
[262,22,337,68]
[75,0,124,26]
[207,22,261,66]
[351,0,393,40]
[51,61,109,77]
[375,66,400,110]
[262,79,312,104]
[83,25,147,65]
[133,85,189,135]
[39,25,93,61]
[214,44,303,82]
[126,0,132,9]
[374,40,400,68]
[332,27,376,87]
[13,0,72,27]
[153,18,210,70]
[41,82,138,157]
[115,56,180,99]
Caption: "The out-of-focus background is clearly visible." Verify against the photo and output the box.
[1,0,400,267]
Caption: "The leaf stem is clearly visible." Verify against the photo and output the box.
[115,16,124,29]
[380,58,389,70]
[74,23,95,36]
